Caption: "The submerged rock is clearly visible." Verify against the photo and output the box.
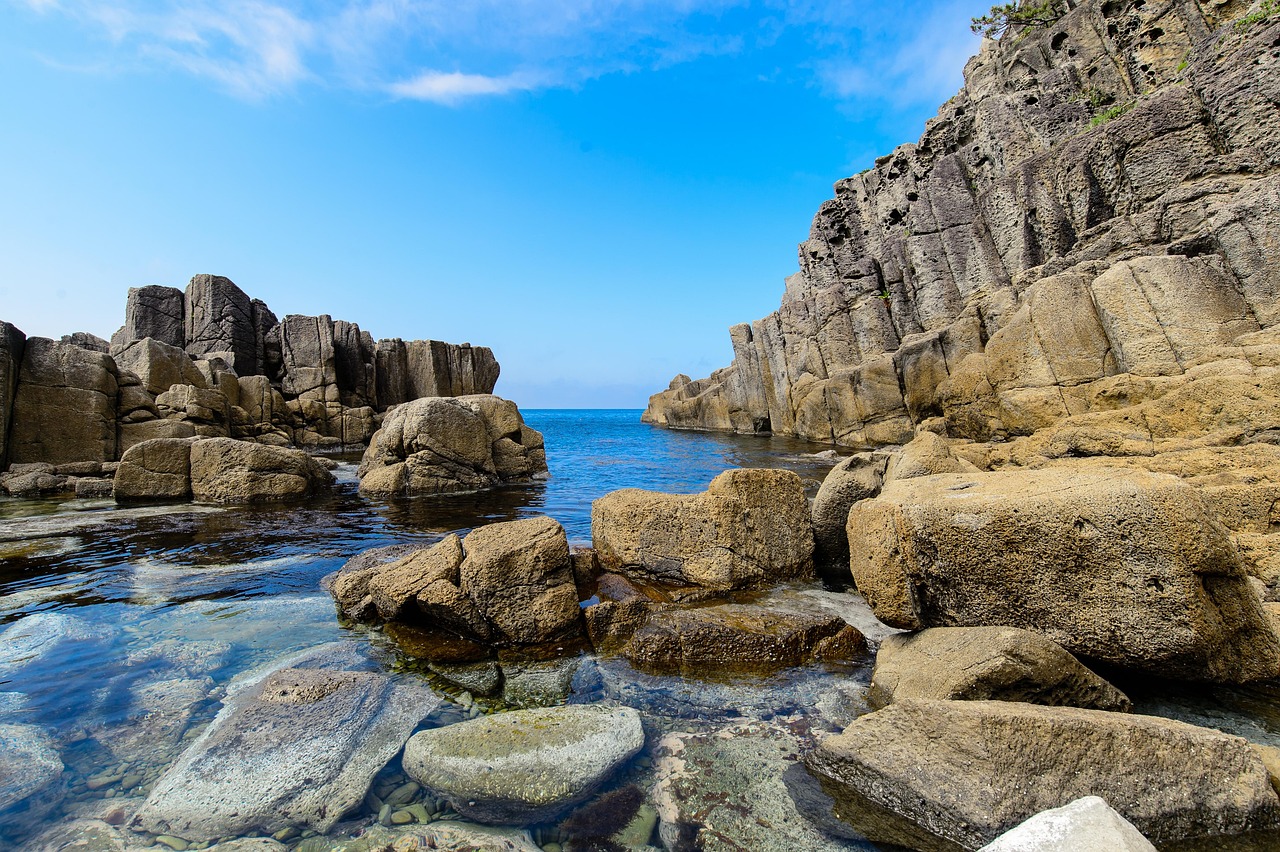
[624,603,865,676]
[401,704,643,824]
[848,467,1280,683]
[358,395,546,496]
[869,626,1130,711]
[592,468,815,591]
[806,699,1280,850]
[979,796,1157,852]
[0,723,65,836]
[134,652,440,840]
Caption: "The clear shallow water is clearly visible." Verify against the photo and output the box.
[0,411,863,850]
[2,410,1280,851]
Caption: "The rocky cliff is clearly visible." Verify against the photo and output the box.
[0,274,499,468]
[644,0,1280,448]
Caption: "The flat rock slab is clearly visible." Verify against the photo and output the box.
[134,662,440,840]
[402,704,644,824]
[869,626,1130,711]
[652,719,864,852]
[847,467,1280,682]
[806,699,1280,850]
[979,796,1156,852]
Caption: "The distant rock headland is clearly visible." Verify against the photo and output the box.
[0,274,534,500]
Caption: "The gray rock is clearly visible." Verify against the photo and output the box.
[806,699,1280,850]
[375,339,501,408]
[0,723,65,835]
[93,676,215,765]
[114,337,206,396]
[979,796,1157,852]
[869,626,1130,711]
[134,659,441,840]
[184,274,260,374]
[402,704,643,824]
[113,284,186,349]
[0,612,116,680]
[59,331,110,353]
[9,337,118,464]
[0,321,26,469]
[810,452,888,578]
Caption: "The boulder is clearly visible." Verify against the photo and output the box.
[806,699,1280,850]
[847,467,1280,682]
[811,452,888,577]
[2,470,66,496]
[592,468,815,591]
[358,395,546,497]
[8,337,118,464]
[402,705,643,824]
[112,337,205,395]
[332,516,582,646]
[113,437,195,501]
[979,796,1157,852]
[868,626,1130,711]
[112,284,186,349]
[184,274,261,373]
[0,724,65,836]
[189,437,335,503]
[886,431,978,482]
[134,647,441,841]
[624,603,865,675]
[59,331,109,352]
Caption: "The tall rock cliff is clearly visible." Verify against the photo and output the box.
[644,0,1280,448]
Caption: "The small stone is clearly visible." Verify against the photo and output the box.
[405,804,431,824]
[121,773,143,791]
[377,803,392,826]
[271,826,300,841]
[86,773,122,791]
[543,844,562,852]
[156,836,190,851]
[391,809,414,825]
[385,781,419,806]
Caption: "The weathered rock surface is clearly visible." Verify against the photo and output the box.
[0,723,65,835]
[0,321,26,469]
[113,337,206,396]
[644,2,1280,454]
[9,337,118,464]
[358,395,547,496]
[156,383,231,438]
[134,646,441,840]
[112,284,186,350]
[624,603,865,675]
[869,626,1130,711]
[376,338,500,406]
[653,719,864,852]
[979,796,1157,852]
[592,468,815,591]
[331,516,582,646]
[402,704,643,824]
[848,467,1280,682]
[189,437,335,503]
[806,699,1280,850]
[184,274,262,374]
[811,451,888,576]
[113,437,195,500]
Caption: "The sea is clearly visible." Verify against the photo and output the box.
[2,410,1279,850]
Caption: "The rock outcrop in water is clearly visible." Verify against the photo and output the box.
[0,273,501,473]
[643,0,1280,452]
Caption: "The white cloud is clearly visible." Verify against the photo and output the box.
[389,69,548,104]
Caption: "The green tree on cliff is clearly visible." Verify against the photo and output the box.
[971,1,1066,38]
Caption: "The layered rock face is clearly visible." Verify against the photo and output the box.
[644,0,1280,449]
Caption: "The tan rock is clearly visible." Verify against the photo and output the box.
[9,337,118,464]
[592,468,815,591]
[886,431,977,482]
[114,438,195,501]
[847,467,1280,682]
[869,626,1130,711]
[113,337,206,396]
[806,700,1280,850]
[189,438,334,503]
[811,452,889,577]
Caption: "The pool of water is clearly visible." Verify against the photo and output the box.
[3,411,1279,851]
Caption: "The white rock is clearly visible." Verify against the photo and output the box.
[979,796,1157,851]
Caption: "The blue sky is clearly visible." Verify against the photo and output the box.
[0,0,987,408]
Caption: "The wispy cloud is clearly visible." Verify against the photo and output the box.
[389,69,549,104]
[10,0,987,107]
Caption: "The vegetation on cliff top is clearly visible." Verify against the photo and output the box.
[971,1,1066,38]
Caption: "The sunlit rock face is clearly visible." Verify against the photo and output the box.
[644,1,1280,449]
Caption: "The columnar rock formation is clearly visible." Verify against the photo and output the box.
[644,0,1280,448]
[0,273,502,468]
